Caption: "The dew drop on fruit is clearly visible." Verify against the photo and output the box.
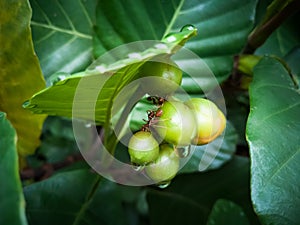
[156,180,171,189]
[131,163,145,172]
[85,123,92,128]
[175,145,191,158]
[180,24,196,32]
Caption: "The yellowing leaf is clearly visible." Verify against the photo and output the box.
[0,0,46,160]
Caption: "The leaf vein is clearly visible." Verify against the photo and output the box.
[262,149,300,192]
[30,21,92,39]
[163,0,185,37]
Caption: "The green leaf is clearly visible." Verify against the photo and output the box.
[255,12,300,58]
[29,0,97,80]
[284,47,300,82]
[94,0,257,91]
[180,122,238,173]
[207,199,250,225]
[24,170,128,225]
[0,112,28,225]
[23,28,197,124]
[246,57,300,225]
[147,156,260,225]
[0,0,46,160]
[37,117,80,163]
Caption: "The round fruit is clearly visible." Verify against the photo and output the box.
[145,144,179,183]
[152,100,196,146]
[128,131,159,165]
[139,59,182,96]
[185,98,226,145]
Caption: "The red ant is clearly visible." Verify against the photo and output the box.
[147,96,165,107]
[141,108,163,132]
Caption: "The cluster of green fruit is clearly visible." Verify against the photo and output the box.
[127,59,226,184]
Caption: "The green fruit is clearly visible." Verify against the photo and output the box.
[139,59,182,96]
[128,131,159,165]
[185,98,226,145]
[152,100,196,146]
[145,144,180,183]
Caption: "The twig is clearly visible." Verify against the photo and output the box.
[20,154,84,181]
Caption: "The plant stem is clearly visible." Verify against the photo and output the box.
[243,0,300,54]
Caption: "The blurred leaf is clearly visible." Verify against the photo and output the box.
[23,28,197,124]
[0,0,46,159]
[0,112,27,225]
[255,12,300,57]
[246,57,300,225]
[24,170,128,225]
[207,199,250,225]
[94,0,257,92]
[223,90,250,147]
[147,156,260,225]
[180,122,238,173]
[29,0,97,81]
[38,117,79,163]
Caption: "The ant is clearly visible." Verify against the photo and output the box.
[141,107,164,132]
[147,96,165,107]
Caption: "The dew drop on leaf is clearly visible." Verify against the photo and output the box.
[154,43,168,49]
[127,52,142,59]
[180,24,196,32]
[22,100,36,109]
[49,72,69,86]
[95,64,106,73]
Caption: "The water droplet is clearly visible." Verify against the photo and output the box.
[131,163,145,171]
[22,101,37,109]
[85,123,92,128]
[165,35,177,43]
[128,52,142,59]
[157,180,171,189]
[175,145,191,158]
[154,43,168,49]
[49,72,69,86]
[180,24,196,32]
[95,64,106,73]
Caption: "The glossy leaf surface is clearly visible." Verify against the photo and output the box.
[207,199,250,225]
[247,57,300,225]
[94,0,257,92]
[24,170,128,225]
[30,0,97,80]
[0,112,28,225]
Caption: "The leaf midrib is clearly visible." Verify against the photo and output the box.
[163,0,185,37]
[30,21,92,39]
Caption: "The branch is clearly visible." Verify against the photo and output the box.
[20,154,84,181]
[243,0,300,54]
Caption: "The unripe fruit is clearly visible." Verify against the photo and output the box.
[152,100,196,146]
[185,98,226,145]
[145,144,179,183]
[128,131,159,165]
[139,59,182,96]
